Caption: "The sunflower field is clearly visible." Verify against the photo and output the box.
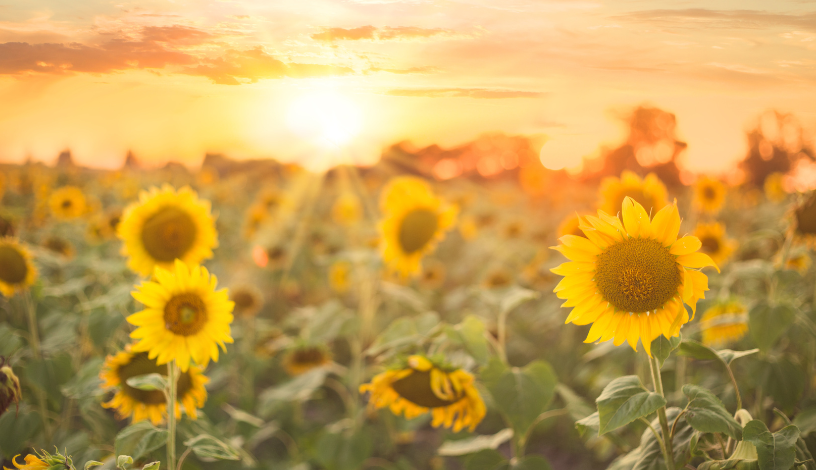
[2,155,816,470]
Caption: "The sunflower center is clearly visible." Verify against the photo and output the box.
[398,209,439,254]
[795,196,816,235]
[117,352,192,405]
[291,347,327,365]
[61,199,72,209]
[703,186,716,200]
[141,206,197,262]
[391,369,463,408]
[164,293,208,336]
[232,291,257,311]
[700,236,720,254]
[0,245,28,284]
[595,238,682,313]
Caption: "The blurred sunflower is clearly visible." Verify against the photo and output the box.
[780,251,812,275]
[118,185,217,277]
[0,358,22,419]
[792,192,816,247]
[0,238,37,297]
[419,259,446,289]
[764,172,787,203]
[332,192,363,226]
[282,346,332,376]
[558,214,586,238]
[42,236,74,259]
[360,355,486,432]
[243,204,270,240]
[694,222,737,265]
[100,348,208,425]
[329,260,352,294]
[502,220,525,239]
[230,285,264,317]
[483,267,513,289]
[699,300,748,348]
[379,177,457,277]
[127,260,234,372]
[693,176,726,214]
[87,210,123,243]
[48,186,87,220]
[256,189,285,212]
[599,171,668,215]
[551,198,718,355]
[458,215,478,241]
[0,215,15,238]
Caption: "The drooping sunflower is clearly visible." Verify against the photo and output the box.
[791,192,816,247]
[0,358,22,419]
[281,346,333,376]
[379,177,458,277]
[693,176,727,214]
[694,222,737,266]
[230,285,264,318]
[329,260,352,294]
[599,171,668,216]
[699,300,748,348]
[551,197,718,355]
[118,185,218,277]
[48,186,87,220]
[99,348,209,425]
[558,214,586,238]
[0,238,37,298]
[764,172,787,203]
[4,454,48,470]
[127,260,234,372]
[360,355,486,432]
[332,192,363,226]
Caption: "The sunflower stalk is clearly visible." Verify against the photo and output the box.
[23,289,53,443]
[648,353,676,470]
[167,361,178,470]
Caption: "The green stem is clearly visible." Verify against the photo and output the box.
[497,308,509,365]
[723,364,742,412]
[167,361,178,470]
[23,290,52,444]
[649,354,676,470]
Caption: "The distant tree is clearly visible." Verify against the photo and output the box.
[738,110,814,187]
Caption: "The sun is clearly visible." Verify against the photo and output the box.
[286,91,363,149]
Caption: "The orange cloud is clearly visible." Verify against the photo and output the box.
[386,88,543,99]
[311,25,454,42]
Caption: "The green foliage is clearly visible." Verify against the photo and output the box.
[114,421,168,460]
[651,335,682,369]
[683,384,742,440]
[748,302,796,352]
[482,359,558,437]
[742,420,800,470]
[595,376,666,435]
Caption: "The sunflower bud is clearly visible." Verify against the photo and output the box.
[0,358,22,418]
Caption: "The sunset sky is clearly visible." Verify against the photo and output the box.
[1,0,815,172]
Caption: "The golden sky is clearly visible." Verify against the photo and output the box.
[0,0,815,172]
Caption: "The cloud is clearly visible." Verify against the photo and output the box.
[368,65,439,74]
[311,25,454,42]
[386,87,543,98]
[617,9,816,32]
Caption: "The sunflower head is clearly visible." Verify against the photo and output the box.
[793,192,816,244]
[4,450,75,470]
[458,215,479,241]
[48,186,87,220]
[0,215,15,238]
[502,221,525,239]
[118,185,218,277]
[379,177,458,277]
[483,267,513,289]
[332,192,363,226]
[329,260,352,294]
[694,222,737,266]
[0,357,22,419]
[599,171,668,216]
[699,300,748,348]
[693,177,727,214]
[243,204,270,240]
[419,259,446,289]
[359,355,486,432]
[99,348,209,425]
[42,235,74,259]
[779,250,812,275]
[282,346,332,376]
[764,172,787,203]
[551,197,718,356]
[0,238,37,298]
[128,260,234,372]
[230,285,264,318]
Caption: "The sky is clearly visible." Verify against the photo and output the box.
[0,0,815,173]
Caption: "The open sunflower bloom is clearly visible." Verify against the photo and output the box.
[48,186,87,220]
[551,197,718,356]
[360,355,486,432]
[100,348,209,425]
[127,260,234,372]
[694,222,737,265]
[118,185,218,277]
[693,176,726,214]
[0,238,37,297]
[599,171,668,215]
[379,177,457,277]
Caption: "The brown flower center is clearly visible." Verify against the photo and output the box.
[117,352,192,405]
[700,236,720,255]
[141,206,197,262]
[164,293,208,336]
[595,238,682,313]
[795,195,816,235]
[391,369,463,408]
[231,289,259,316]
[703,186,716,200]
[61,199,72,209]
[398,209,439,254]
[290,347,328,365]
[0,245,28,284]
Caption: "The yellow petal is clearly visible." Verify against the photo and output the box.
[640,316,653,357]
[551,245,598,263]
[621,197,651,238]
[677,253,720,273]
[626,316,641,351]
[550,262,595,276]
[584,311,615,343]
[671,236,703,256]
[613,314,631,346]
[553,272,595,293]
[559,235,602,255]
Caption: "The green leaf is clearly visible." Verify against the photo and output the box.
[486,360,558,437]
[464,450,506,470]
[125,373,167,392]
[183,434,241,461]
[315,427,374,470]
[612,407,693,470]
[743,420,799,470]
[596,376,666,435]
[117,455,134,470]
[651,335,682,369]
[678,340,721,363]
[556,383,594,422]
[792,408,816,437]
[764,359,806,414]
[258,368,327,417]
[499,287,539,315]
[718,349,760,365]
[84,462,103,470]
[749,302,795,352]
[366,312,440,356]
[438,429,513,456]
[446,315,490,365]
[114,421,168,460]
[0,325,23,357]
[682,384,743,440]
[0,404,41,458]
[141,462,160,470]
[575,412,599,437]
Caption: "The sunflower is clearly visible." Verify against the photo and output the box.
[550,197,718,355]
[792,192,816,247]
[118,185,218,277]
[558,214,586,238]
[230,285,264,317]
[419,259,446,290]
[0,215,15,238]
[87,210,122,243]
[42,236,74,259]
[332,192,363,226]
[243,204,270,240]
[780,250,812,275]
[379,177,458,277]
[127,260,234,372]
[99,348,208,425]
[764,172,787,203]
[4,455,48,470]
[694,222,737,266]
[282,346,332,376]
[502,220,525,239]
[0,358,22,419]
[329,260,352,294]
[48,186,87,220]
[693,176,727,214]
[0,238,37,298]
[360,355,486,432]
[599,171,668,216]
[458,215,479,241]
[483,267,513,289]
[699,300,748,348]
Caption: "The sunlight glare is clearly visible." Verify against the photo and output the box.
[286,91,363,148]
